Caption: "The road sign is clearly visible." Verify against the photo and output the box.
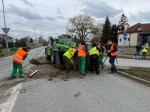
[123,23,129,33]
[2,28,10,34]
[13,38,16,43]
[123,33,127,40]
[3,35,10,40]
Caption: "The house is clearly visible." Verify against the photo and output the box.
[39,39,45,43]
[19,36,32,42]
[118,23,150,46]
[0,34,13,42]
[91,37,100,43]
[0,34,4,42]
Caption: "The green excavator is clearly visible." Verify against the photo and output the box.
[45,34,78,65]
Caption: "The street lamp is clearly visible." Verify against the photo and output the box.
[34,24,39,43]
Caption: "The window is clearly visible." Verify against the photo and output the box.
[64,35,73,45]
[120,38,121,42]
[59,36,64,44]
[138,28,141,31]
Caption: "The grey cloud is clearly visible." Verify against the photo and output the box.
[5,4,56,21]
[22,0,34,7]
[81,1,123,18]
[6,4,42,20]
[56,15,65,20]
[129,11,150,23]
[56,7,65,20]
[45,16,56,21]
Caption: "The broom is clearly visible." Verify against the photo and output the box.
[23,63,38,77]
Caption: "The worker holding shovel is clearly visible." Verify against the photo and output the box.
[10,47,30,79]
[78,42,87,76]
[97,41,105,69]
[63,47,76,74]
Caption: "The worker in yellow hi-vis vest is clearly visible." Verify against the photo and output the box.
[63,48,76,74]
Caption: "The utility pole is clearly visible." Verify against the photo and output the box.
[34,24,39,43]
[2,0,9,54]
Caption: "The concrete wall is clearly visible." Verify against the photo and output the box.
[118,33,137,47]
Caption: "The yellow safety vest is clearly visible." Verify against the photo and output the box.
[142,46,148,52]
[89,47,99,56]
[64,50,74,59]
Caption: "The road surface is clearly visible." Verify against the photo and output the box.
[0,47,150,112]
[12,73,150,112]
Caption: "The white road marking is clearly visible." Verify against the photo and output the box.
[35,50,45,59]
[0,83,22,112]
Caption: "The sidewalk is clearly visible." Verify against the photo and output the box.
[105,57,150,68]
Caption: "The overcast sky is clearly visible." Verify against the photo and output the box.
[0,0,150,40]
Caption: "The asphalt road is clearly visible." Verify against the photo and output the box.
[1,47,150,112]
[0,46,45,79]
[12,73,150,112]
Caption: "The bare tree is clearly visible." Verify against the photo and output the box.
[66,14,98,42]
[90,22,103,38]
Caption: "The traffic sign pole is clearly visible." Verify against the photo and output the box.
[2,28,10,54]
[123,23,129,57]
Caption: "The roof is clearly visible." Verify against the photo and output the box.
[23,36,31,39]
[39,40,45,43]
[118,23,150,34]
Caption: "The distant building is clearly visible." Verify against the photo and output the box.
[0,34,4,42]
[118,23,150,46]
[0,34,13,42]
[19,36,32,42]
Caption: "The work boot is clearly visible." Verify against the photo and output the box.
[108,67,114,74]
[19,76,25,78]
[11,76,16,79]
[81,73,87,76]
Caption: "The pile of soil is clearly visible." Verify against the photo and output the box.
[28,56,104,81]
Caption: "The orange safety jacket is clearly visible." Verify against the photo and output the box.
[110,43,117,56]
[78,45,86,57]
[13,47,28,64]
[97,44,105,54]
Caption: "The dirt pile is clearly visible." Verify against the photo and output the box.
[28,56,105,81]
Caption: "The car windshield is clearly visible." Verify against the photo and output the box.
[64,36,73,45]
[59,36,64,44]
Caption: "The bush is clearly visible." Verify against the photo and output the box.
[0,42,26,49]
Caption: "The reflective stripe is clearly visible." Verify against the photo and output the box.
[78,53,86,55]
[65,53,71,58]
[111,52,117,54]
[13,56,23,62]
[15,53,23,59]
[78,51,86,53]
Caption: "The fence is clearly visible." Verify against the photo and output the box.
[26,43,43,47]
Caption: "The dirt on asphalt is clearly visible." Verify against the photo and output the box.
[0,56,106,104]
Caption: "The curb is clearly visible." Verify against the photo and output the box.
[116,70,150,87]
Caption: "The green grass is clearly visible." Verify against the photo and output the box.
[120,67,150,82]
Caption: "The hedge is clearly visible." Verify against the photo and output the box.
[0,42,26,49]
